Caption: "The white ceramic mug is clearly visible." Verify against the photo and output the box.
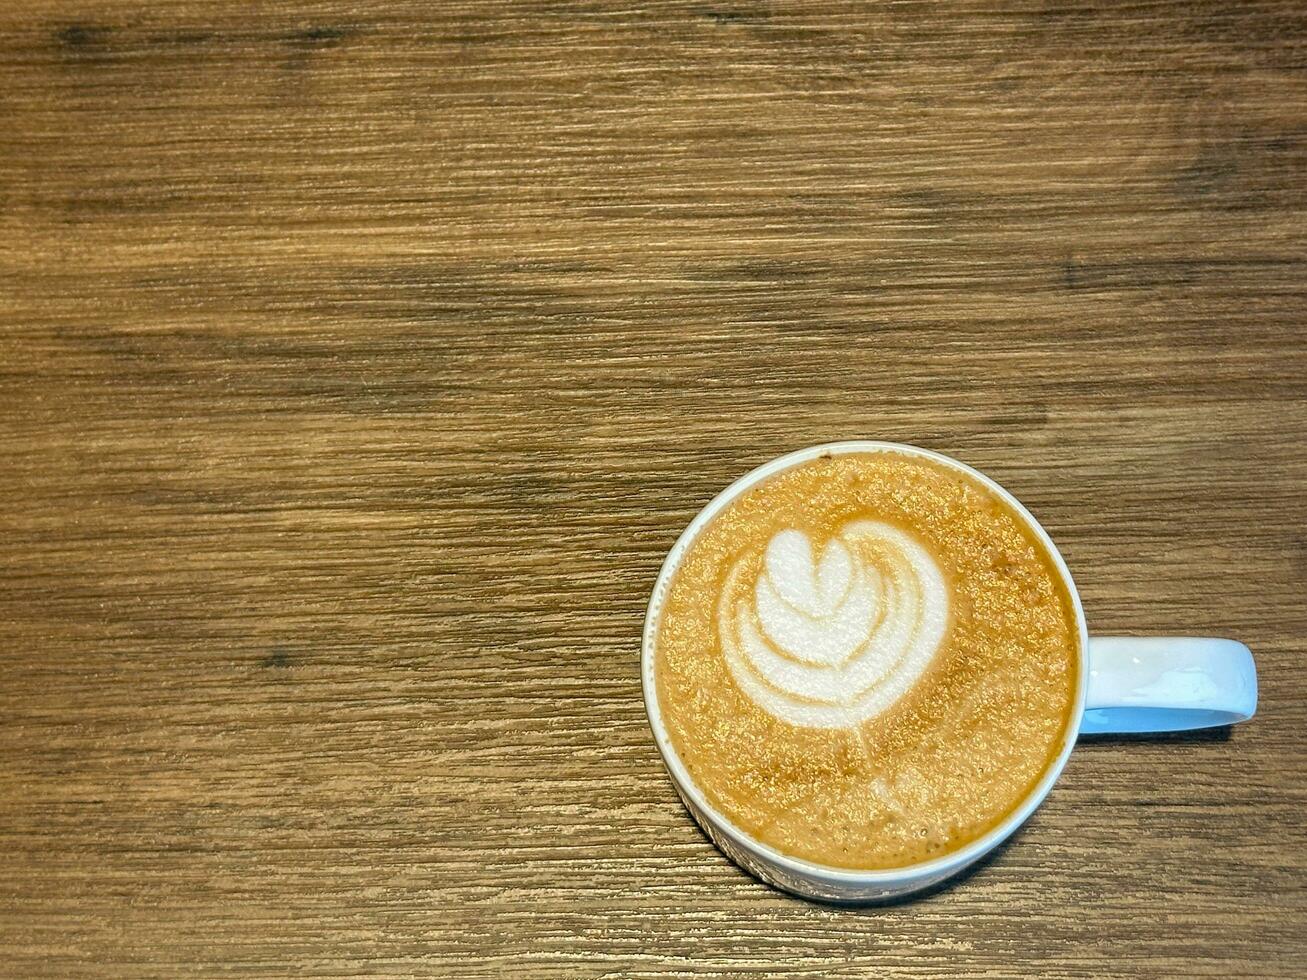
[641,441,1257,903]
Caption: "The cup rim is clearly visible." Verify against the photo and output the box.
[641,440,1090,886]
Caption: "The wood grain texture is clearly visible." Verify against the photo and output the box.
[1,1,1305,976]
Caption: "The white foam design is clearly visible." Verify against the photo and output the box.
[718,521,948,728]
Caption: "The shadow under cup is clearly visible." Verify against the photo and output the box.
[641,441,1256,903]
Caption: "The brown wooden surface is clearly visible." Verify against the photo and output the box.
[2,1,1305,977]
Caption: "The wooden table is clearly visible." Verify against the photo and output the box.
[2,2,1304,976]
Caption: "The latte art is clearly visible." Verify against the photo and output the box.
[718,522,949,728]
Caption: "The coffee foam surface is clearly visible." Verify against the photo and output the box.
[653,451,1079,871]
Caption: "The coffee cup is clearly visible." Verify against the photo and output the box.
[642,441,1256,902]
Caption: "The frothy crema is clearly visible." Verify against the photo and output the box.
[654,450,1079,870]
[718,522,948,728]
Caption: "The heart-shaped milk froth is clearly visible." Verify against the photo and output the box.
[720,521,950,728]
[763,529,854,617]
[754,530,879,667]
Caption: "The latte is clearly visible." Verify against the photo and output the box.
[653,450,1079,871]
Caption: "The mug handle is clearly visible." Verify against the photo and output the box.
[1082,637,1257,735]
